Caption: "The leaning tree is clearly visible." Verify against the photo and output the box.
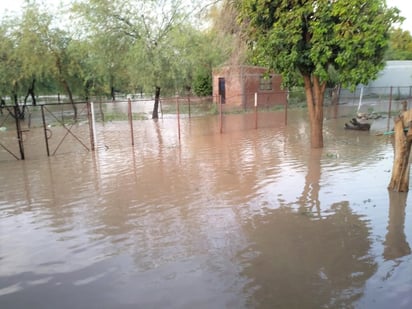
[239,0,401,148]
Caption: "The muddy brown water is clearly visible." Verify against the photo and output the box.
[0,107,411,308]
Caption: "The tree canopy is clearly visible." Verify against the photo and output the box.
[0,0,229,111]
[386,28,412,60]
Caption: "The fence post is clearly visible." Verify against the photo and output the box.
[285,91,289,126]
[87,102,95,151]
[187,94,191,119]
[387,86,393,132]
[219,95,223,134]
[176,96,181,142]
[91,102,97,150]
[14,105,25,160]
[128,98,134,146]
[254,92,258,129]
[41,105,50,156]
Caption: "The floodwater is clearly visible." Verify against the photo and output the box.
[0,106,411,308]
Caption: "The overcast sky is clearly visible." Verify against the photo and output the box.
[1,0,412,32]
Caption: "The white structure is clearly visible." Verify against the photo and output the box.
[368,60,412,88]
[341,61,412,98]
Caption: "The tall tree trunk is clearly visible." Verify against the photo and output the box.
[110,75,115,101]
[152,86,161,119]
[303,75,326,148]
[11,81,24,119]
[0,98,5,115]
[331,84,341,105]
[61,79,77,120]
[84,79,92,102]
[55,55,77,120]
[111,86,116,101]
[24,78,37,106]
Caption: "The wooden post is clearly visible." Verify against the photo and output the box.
[388,115,412,192]
[254,92,258,129]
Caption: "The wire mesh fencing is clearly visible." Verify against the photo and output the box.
[1,87,411,161]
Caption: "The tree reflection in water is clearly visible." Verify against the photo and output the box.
[239,203,377,308]
[384,191,411,260]
[238,148,377,308]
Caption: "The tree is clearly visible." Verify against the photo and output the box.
[12,1,62,110]
[0,1,81,119]
[0,21,20,108]
[73,0,221,119]
[386,28,412,60]
[239,0,401,148]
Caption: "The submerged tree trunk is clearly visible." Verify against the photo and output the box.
[61,79,77,120]
[111,86,116,101]
[331,83,341,105]
[84,79,92,102]
[303,75,326,148]
[11,81,24,119]
[55,56,77,120]
[24,78,37,106]
[388,116,412,192]
[152,86,161,119]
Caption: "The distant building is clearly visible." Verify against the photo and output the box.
[212,65,288,108]
[369,61,412,88]
[341,61,412,98]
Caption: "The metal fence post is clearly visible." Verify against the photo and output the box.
[14,106,25,160]
[128,98,134,146]
[41,105,50,156]
[254,92,258,129]
[387,86,393,132]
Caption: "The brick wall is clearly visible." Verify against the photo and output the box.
[212,65,287,108]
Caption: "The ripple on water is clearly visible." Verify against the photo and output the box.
[0,111,411,309]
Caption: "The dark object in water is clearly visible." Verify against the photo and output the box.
[344,118,371,131]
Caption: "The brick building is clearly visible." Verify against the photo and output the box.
[212,65,288,108]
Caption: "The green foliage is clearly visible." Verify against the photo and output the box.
[193,70,212,96]
[288,87,306,105]
[0,0,235,103]
[385,28,412,60]
[239,0,401,90]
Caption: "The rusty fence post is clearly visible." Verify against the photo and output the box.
[219,95,223,134]
[284,91,289,126]
[41,105,50,156]
[128,98,134,146]
[187,95,191,119]
[176,96,181,142]
[254,92,258,129]
[387,86,393,132]
[87,102,95,151]
[14,105,25,160]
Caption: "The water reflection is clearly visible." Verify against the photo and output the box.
[295,149,322,216]
[240,202,377,308]
[1,110,411,308]
[384,191,411,260]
